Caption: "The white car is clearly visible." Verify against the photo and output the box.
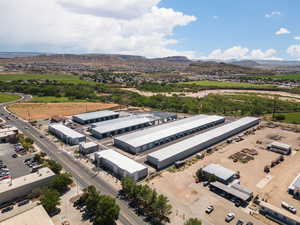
[225,212,235,222]
[289,206,297,214]
[205,205,214,214]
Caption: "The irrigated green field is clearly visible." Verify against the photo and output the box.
[180,80,277,89]
[279,112,300,124]
[0,93,20,103]
[0,73,96,85]
[245,74,300,81]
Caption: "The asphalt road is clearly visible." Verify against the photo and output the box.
[0,94,148,225]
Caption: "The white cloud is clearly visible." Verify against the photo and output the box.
[287,45,300,58]
[294,36,300,40]
[213,16,219,20]
[275,27,290,35]
[0,0,197,58]
[265,11,281,18]
[200,46,281,60]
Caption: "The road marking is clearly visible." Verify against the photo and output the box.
[256,175,273,189]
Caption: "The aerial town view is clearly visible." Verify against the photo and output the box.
[0,1,300,225]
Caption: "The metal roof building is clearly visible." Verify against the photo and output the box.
[91,116,156,139]
[267,141,292,155]
[202,164,236,184]
[94,150,148,181]
[288,174,300,196]
[49,123,86,145]
[147,117,260,169]
[73,110,119,124]
[79,142,99,154]
[114,115,225,154]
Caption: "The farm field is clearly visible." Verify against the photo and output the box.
[180,80,277,89]
[8,102,119,120]
[0,73,97,85]
[279,112,300,124]
[0,93,20,103]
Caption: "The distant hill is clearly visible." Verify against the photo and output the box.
[230,60,261,67]
[0,52,45,59]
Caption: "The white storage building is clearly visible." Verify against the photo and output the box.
[73,110,119,124]
[91,116,156,139]
[0,167,55,204]
[79,142,99,154]
[147,117,260,169]
[114,115,225,154]
[267,141,292,155]
[202,164,236,184]
[94,150,148,181]
[48,123,86,145]
[288,174,300,197]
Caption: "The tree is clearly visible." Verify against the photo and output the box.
[46,159,63,174]
[121,176,135,198]
[196,168,204,181]
[51,173,73,194]
[185,218,202,225]
[40,189,60,213]
[208,174,217,183]
[94,195,120,225]
[151,194,172,223]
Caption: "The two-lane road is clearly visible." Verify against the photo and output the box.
[0,95,147,225]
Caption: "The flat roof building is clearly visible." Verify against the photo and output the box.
[73,110,119,124]
[202,164,236,184]
[259,201,300,225]
[91,116,156,139]
[288,174,300,198]
[114,115,225,154]
[49,123,86,145]
[79,142,99,154]
[147,117,260,169]
[210,181,253,202]
[0,205,55,225]
[267,141,292,155]
[95,150,148,181]
[0,167,55,204]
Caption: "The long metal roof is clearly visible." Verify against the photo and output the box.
[49,123,85,139]
[148,117,259,162]
[115,115,224,148]
[289,174,300,190]
[203,164,236,181]
[73,110,119,121]
[210,181,251,201]
[95,150,147,174]
[91,116,134,128]
[92,116,155,134]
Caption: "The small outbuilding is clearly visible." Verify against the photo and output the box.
[267,141,291,155]
[79,142,99,155]
[202,164,236,184]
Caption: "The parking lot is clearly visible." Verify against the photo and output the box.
[0,143,32,179]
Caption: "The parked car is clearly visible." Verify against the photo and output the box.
[225,212,235,222]
[12,154,18,158]
[205,205,214,214]
[246,222,253,225]
[281,201,297,214]
[49,208,61,217]
[235,200,242,207]
[236,220,244,225]
[1,205,13,213]
[17,199,30,207]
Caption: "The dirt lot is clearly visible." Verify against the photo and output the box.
[7,102,119,120]
[145,126,300,225]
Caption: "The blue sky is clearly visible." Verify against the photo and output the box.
[158,0,300,60]
[0,0,300,60]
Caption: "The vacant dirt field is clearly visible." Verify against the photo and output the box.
[146,126,300,225]
[8,102,119,120]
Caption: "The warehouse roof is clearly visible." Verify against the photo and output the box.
[91,116,133,127]
[203,164,236,181]
[92,116,155,134]
[210,182,251,201]
[230,183,253,196]
[95,150,147,174]
[49,123,85,139]
[115,115,224,148]
[148,117,259,162]
[73,110,119,121]
[0,167,55,194]
[0,205,55,225]
[288,174,300,190]
[269,141,291,150]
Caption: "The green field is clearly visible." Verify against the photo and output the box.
[0,73,97,85]
[278,112,300,124]
[30,96,90,103]
[245,74,300,81]
[180,80,277,89]
[0,93,20,103]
